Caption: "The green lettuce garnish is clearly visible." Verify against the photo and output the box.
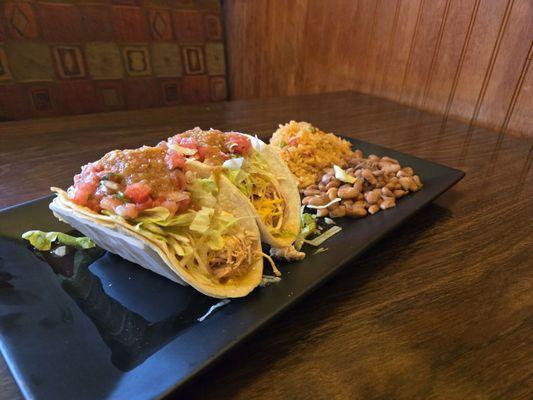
[224,152,273,199]
[189,176,218,208]
[22,230,95,251]
[189,207,214,233]
[294,210,319,250]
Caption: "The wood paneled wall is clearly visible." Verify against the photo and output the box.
[224,0,533,138]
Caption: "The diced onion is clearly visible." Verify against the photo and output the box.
[334,165,356,184]
[222,157,244,170]
[250,135,266,152]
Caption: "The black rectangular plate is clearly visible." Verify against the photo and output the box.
[0,139,464,400]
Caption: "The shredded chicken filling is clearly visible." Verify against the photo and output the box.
[209,232,257,281]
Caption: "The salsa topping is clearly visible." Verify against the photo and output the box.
[68,146,191,219]
[164,127,252,165]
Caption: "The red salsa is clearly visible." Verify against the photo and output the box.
[68,146,190,219]
[161,128,252,166]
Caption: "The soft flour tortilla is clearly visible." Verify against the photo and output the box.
[243,135,302,248]
[49,162,263,298]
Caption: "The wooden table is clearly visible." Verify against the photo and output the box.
[1,91,531,399]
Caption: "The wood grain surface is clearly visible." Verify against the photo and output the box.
[224,0,533,138]
[0,91,532,399]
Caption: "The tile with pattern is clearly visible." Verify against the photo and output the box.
[96,81,125,110]
[0,49,12,82]
[112,5,150,43]
[52,46,86,79]
[210,76,227,101]
[174,11,204,43]
[38,2,84,43]
[124,78,160,109]
[4,1,39,40]
[205,42,225,76]
[86,42,124,80]
[151,43,182,77]
[204,14,222,40]
[57,80,99,115]
[160,79,182,105]
[5,41,53,82]
[123,46,152,77]
[182,46,205,75]
[81,4,115,41]
[182,75,209,103]
[0,0,226,120]
[148,8,174,41]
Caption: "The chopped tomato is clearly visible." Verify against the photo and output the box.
[227,134,252,155]
[69,181,99,206]
[175,136,198,150]
[289,138,298,146]
[160,199,179,215]
[165,150,186,170]
[115,204,139,219]
[177,196,191,213]
[170,170,186,189]
[135,197,153,212]
[100,196,123,212]
[197,145,220,161]
[124,181,151,203]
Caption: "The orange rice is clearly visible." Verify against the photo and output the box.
[270,121,352,189]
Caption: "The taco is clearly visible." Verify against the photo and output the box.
[49,145,263,298]
[160,128,302,250]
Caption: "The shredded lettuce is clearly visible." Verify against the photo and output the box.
[189,207,214,233]
[189,175,218,208]
[131,186,239,268]
[294,211,319,250]
[22,230,95,251]
[225,168,254,197]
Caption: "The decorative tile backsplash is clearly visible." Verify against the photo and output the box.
[0,0,226,120]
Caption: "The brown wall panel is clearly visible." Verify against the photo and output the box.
[225,0,532,137]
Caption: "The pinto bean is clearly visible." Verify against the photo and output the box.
[325,179,341,189]
[327,187,338,201]
[321,173,334,184]
[381,187,393,197]
[329,205,346,218]
[308,195,329,206]
[380,198,396,210]
[316,208,329,217]
[346,204,367,218]
[338,186,359,199]
[393,189,406,198]
[364,188,381,204]
[303,187,321,196]
[362,169,377,185]
[368,204,380,214]
[399,177,412,191]
[381,156,399,164]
